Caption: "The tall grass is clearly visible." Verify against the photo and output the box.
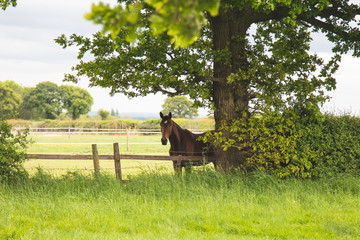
[1,170,360,239]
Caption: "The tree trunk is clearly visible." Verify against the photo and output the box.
[210,7,253,171]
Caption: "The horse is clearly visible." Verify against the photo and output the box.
[160,112,215,174]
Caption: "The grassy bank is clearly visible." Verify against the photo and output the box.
[1,170,360,239]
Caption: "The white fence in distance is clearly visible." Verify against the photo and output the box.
[14,127,212,135]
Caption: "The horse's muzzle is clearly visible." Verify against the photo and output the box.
[161,138,168,145]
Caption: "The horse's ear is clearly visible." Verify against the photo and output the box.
[160,112,164,119]
[169,112,172,119]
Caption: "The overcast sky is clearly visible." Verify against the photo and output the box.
[1,0,360,116]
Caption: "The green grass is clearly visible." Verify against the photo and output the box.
[27,134,167,154]
[25,133,176,177]
[1,170,360,239]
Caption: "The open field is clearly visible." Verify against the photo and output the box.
[25,133,193,177]
[3,131,360,239]
[27,134,168,154]
[1,171,360,239]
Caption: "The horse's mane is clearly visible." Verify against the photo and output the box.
[172,121,194,137]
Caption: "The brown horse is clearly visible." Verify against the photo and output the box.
[160,112,215,174]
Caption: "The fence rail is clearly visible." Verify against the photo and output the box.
[27,143,214,181]
[27,153,207,161]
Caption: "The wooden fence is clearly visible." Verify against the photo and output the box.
[27,143,213,181]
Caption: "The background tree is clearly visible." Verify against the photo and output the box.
[61,85,93,120]
[3,80,23,96]
[0,81,22,119]
[23,81,63,120]
[56,0,360,171]
[162,96,198,118]
[1,80,31,119]
[97,109,110,120]
[18,87,33,120]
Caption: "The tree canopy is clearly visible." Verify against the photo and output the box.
[23,81,63,120]
[61,85,93,120]
[0,81,22,119]
[56,0,360,172]
[162,96,198,118]
[0,81,93,120]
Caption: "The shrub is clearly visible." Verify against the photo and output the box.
[0,119,29,182]
[300,114,360,178]
[204,111,315,178]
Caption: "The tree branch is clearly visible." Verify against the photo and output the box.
[317,3,360,21]
[251,3,360,42]
[194,76,225,82]
[299,16,360,41]
[252,6,290,23]
[153,85,181,96]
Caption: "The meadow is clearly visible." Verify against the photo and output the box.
[1,170,360,239]
[25,133,176,177]
[2,132,359,239]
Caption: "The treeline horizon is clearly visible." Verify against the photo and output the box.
[0,80,93,120]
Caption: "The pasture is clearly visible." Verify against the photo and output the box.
[2,131,359,239]
[1,171,360,239]
[25,133,178,177]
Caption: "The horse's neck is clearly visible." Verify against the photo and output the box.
[169,122,184,146]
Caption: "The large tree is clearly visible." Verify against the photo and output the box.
[56,0,360,171]
[162,96,198,118]
[0,81,22,119]
[61,85,93,120]
[23,81,63,120]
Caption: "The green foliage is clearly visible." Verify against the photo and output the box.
[61,85,93,120]
[31,119,142,130]
[97,109,110,120]
[55,28,213,108]
[249,21,338,118]
[138,118,161,131]
[20,118,213,131]
[299,114,360,178]
[161,96,198,118]
[1,80,93,120]
[203,112,315,178]
[0,119,29,182]
[0,81,22,119]
[0,0,17,10]
[23,81,63,120]
[85,0,220,47]
[204,113,360,178]
[56,0,360,170]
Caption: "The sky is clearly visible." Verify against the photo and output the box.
[1,0,360,116]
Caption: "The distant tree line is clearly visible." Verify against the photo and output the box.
[0,80,93,120]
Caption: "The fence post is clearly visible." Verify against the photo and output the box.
[113,143,122,180]
[202,151,207,171]
[92,144,100,176]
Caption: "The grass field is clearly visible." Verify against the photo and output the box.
[3,133,360,239]
[25,133,183,177]
[1,171,360,239]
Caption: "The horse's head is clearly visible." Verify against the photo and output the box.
[160,112,173,145]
